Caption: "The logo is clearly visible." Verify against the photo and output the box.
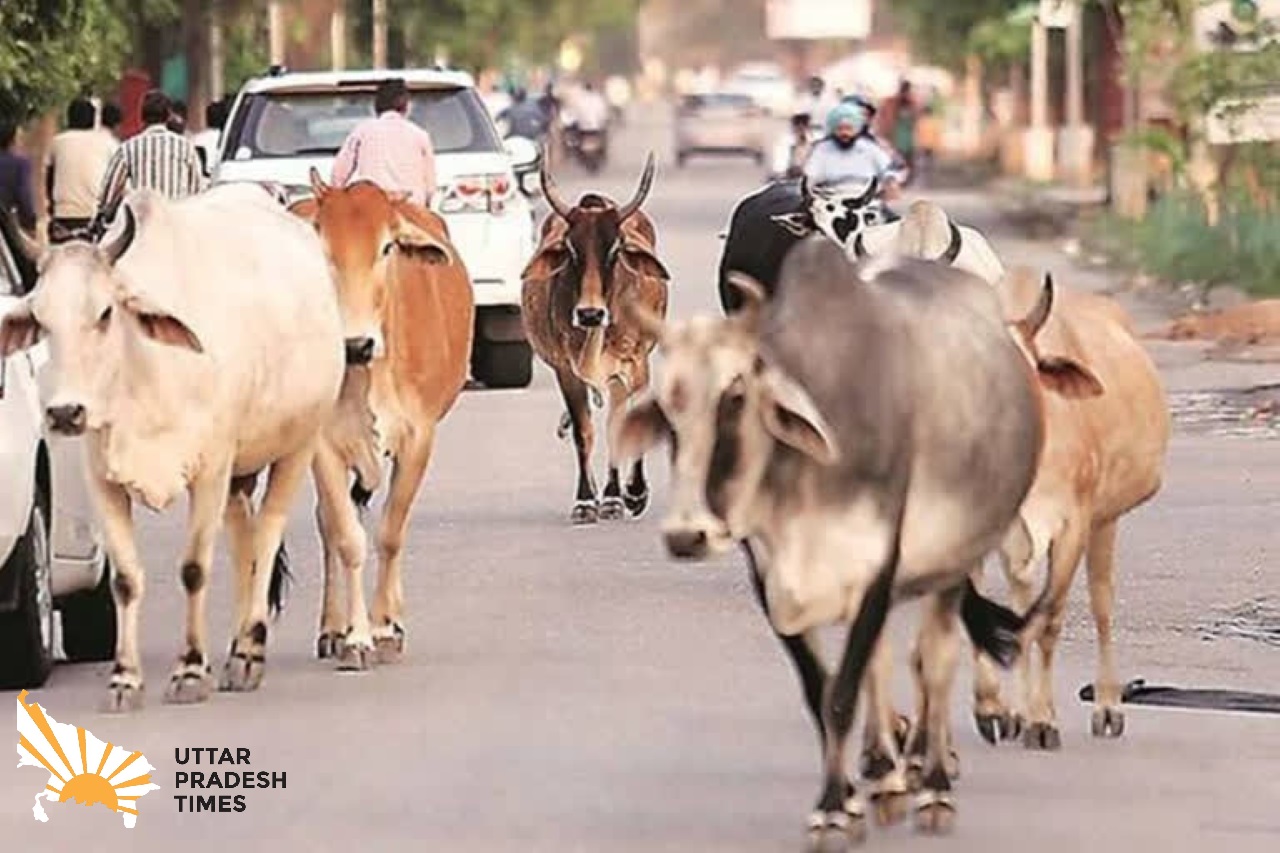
[15,690,160,829]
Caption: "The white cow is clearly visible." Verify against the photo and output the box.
[0,183,345,711]
[851,199,1006,285]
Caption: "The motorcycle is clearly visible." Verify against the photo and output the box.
[559,108,609,174]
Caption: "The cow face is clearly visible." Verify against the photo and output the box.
[0,206,204,436]
[524,154,667,331]
[1007,272,1105,400]
[771,176,885,250]
[296,170,455,365]
[616,274,839,560]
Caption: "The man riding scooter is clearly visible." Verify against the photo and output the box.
[804,100,908,221]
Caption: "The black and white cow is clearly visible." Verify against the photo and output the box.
[716,176,891,313]
[619,241,1103,843]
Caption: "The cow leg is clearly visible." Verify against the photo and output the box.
[622,360,651,518]
[369,427,437,664]
[87,470,146,713]
[165,466,233,704]
[858,635,911,827]
[221,444,315,691]
[313,440,374,670]
[315,499,347,659]
[600,375,631,521]
[974,524,1036,745]
[1023,520,1087,751]
[554,367,598,524]
[1086,519,1125,738]
[910,587,965,835]
[808,565,895,847]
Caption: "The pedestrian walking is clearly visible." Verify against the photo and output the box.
[91,89,207,231]
[0,120,38,234]
[46,96,119,243]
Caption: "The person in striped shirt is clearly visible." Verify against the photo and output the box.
[92,89,207,231]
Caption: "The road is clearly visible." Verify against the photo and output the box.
[5,104,1279,852]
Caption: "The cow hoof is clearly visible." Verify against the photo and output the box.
[892,713,911,752]
[975,710,1021,745]
[870,787,910,827]
[904,758,923,793]
[1022,721,1062,751]
[316,631,344,660]
[372,622,406,664]
[1091,707,1125,739]
[165,665,214,704]
[219,653,265,692]
[337,638,374,672]
[913,792,956,835]
[623,488,649,518]
[806,800,867,850]
[599,497,626,521]
[570,501,599,525]
[103,674,144,714]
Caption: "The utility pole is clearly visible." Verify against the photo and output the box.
[1061,1,1093,187]
[210,0,225,102]
[331,1,347,71]
[268,0,286,66]
[1023,15,1055,181]
[372,0,388,69]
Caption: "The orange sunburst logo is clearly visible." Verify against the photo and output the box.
[15,690,160,828]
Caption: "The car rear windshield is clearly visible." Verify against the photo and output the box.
[222,86,504,160]
[681,93,756,111]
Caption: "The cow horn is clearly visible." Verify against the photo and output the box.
[617,152,657,221]
[539,158,572,220]
[940,221,962,264]
[852,233,868,259]
[99,205,137,267]
[726,271,766,331]
[855,175,880,207]
[309,167,330,200]
[1024,273,1055,336]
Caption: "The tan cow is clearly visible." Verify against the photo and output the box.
[521,153,670,524]
[290,171,475,669]
[968,266,1170,748]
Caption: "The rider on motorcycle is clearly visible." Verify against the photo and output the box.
[499,87,549,142]
[804,101,907,200]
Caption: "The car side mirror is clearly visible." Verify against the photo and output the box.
[505,136,540,174]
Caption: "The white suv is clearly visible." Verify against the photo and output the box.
[0,223,114,689]
[213,67,539,389]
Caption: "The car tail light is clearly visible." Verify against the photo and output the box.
[439,173,515,214]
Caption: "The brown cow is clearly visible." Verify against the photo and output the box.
[290,170,475,668]
[521,153,670,524]
[970,266,1171,749]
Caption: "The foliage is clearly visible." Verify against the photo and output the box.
[967,3,1035,69]
[1085,186,1280,296]
[222,2,269,96]
[890,0,1027,71]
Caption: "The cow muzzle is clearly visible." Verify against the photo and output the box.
[46,403,87,436]
[573,306,610,329]
[661,516,733,561]
[344,336,378,366]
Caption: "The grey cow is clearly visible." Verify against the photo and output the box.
[616,239,1102,844]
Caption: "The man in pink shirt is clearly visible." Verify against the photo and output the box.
[331,78,437,207]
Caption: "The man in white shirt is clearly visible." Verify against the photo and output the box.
[190,99,228,177]
[571,82,610,132]
[45,97,118,243]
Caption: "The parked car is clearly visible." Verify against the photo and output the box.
[0,221,114,690]
[722,62,796,116]
[214,66,541,389]
[674,92,769,167]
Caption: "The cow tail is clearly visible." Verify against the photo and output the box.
[268,541,293,618]
[959,576,1048,669]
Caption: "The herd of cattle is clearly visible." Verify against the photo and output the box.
[0,151,1172,844]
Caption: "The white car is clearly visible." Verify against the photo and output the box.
[213,67,542,389]
[0,227,114,690]
[723,61,796,116]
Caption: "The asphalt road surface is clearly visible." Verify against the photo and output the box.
[5,105,1279,852]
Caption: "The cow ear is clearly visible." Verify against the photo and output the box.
[619,243,670,280]
[614,394,671,461]
[521,239,569,282]
[120,294,204,353]
[0,298,43,357]
[1037,356,1104,398]
[288,197,318,223]
[770,212,812,237]
[758,362,840,465]
[393,212,455,266]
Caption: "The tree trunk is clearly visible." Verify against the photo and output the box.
[183,0,211,132]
